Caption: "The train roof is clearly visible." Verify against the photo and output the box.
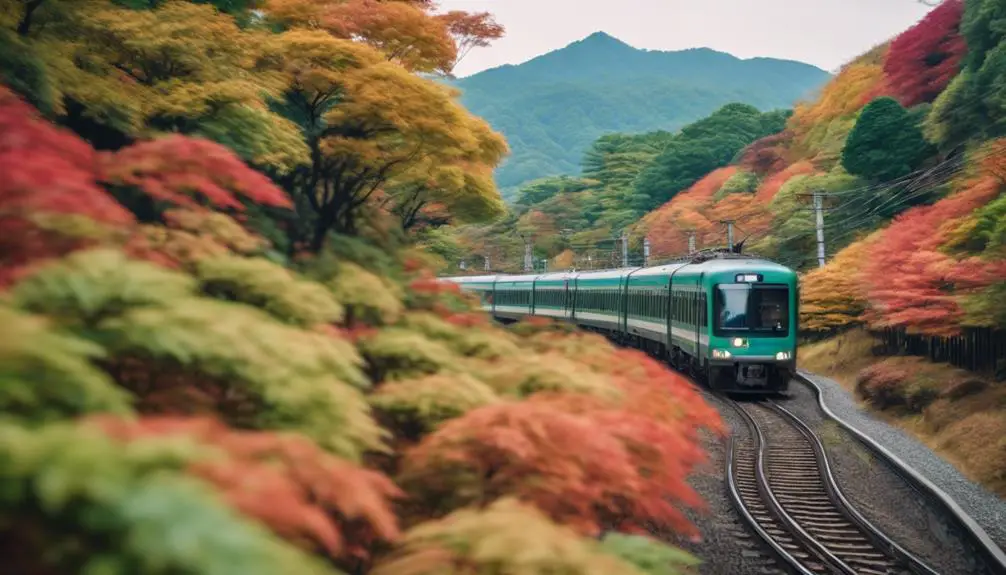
[439,253,796,286]
[442,274,497,284]
[573,267,641,281]
[534,271,578,282]
[493,273,539,283]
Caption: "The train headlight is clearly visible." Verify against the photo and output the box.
[775,351,792,361]
[731,337,747,347]
[712,349,732,359]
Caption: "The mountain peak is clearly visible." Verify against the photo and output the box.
[566,31,634,52]
[580,31,628,45]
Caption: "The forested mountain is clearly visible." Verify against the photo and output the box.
[446,32,831,194]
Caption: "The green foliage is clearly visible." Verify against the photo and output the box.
[10,249,196,327]
[713,169,759,200]
[194,255,344,327]
[400,312,521,360]
[472,354,621,400]
[0,28,52,114]
[841,97,933,182]
[10,249,380,460]
[103,298,382,458]
[358,328,459,382]
[369,373,499,435]
[447,32,829,190]
[0,305,132,423]
[633,103,790,210]
[0,421,337,575]
[326,262,404,327]
[598,533,702,575]
[924,0,1006,149]
[372,498,648,575]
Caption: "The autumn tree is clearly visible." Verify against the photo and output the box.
[4,0,308,167]
[841,97,933,182]
[883,0,966,107]
[800,231,882,332]
[263,30,507,249]
[863,146,1006,335]
[924,0,1006,149]
[437,10,504,74]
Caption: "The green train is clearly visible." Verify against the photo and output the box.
[442,252,798,394]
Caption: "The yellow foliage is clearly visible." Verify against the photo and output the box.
[164,210,269,256]
[195,255,345,327]
[470,353,623,401]
[369,373,500,434]
[788,63,888,149]
[371,498,648,575]
[21,0,308,168]
[400,312,522,359]
[358,328,461,382]
[800,231,883,332]
[327,261,404,326]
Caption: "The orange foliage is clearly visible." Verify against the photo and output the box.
[788,63,889,137]
[705,193,773,242]
[676,166,738,203]
[636,169,739,257]
[864,149,1006,335]
[322,0,456,73]
[91,416,402,564]
[398,397,706,539]
[754,161,816,202]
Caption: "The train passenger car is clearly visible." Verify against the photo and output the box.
[491,273,537,320]
[623,264,676,349]
[532,271,577,320]
[572,269,634,332]
[443,275,497,313]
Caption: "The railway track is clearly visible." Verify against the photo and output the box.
[725,398,941,575]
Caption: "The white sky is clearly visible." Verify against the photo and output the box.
[437,0,938,77]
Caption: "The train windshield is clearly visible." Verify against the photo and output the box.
[714,284,789,336]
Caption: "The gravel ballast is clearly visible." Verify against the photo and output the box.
[797,370,1006,555]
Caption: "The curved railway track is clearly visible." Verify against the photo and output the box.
[725,398,941,575]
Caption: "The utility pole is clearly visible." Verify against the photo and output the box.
[688,231,696,254]
[813,191,826,268]
[484,253,490,272]
[620,231,629,268]
[460,260,466,271]
[523,240,533,272]
[718,220,735,250]
[643,237,650,267]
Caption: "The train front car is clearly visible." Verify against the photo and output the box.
[702,259,798,394]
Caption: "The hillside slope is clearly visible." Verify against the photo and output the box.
[447,32,831,193]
